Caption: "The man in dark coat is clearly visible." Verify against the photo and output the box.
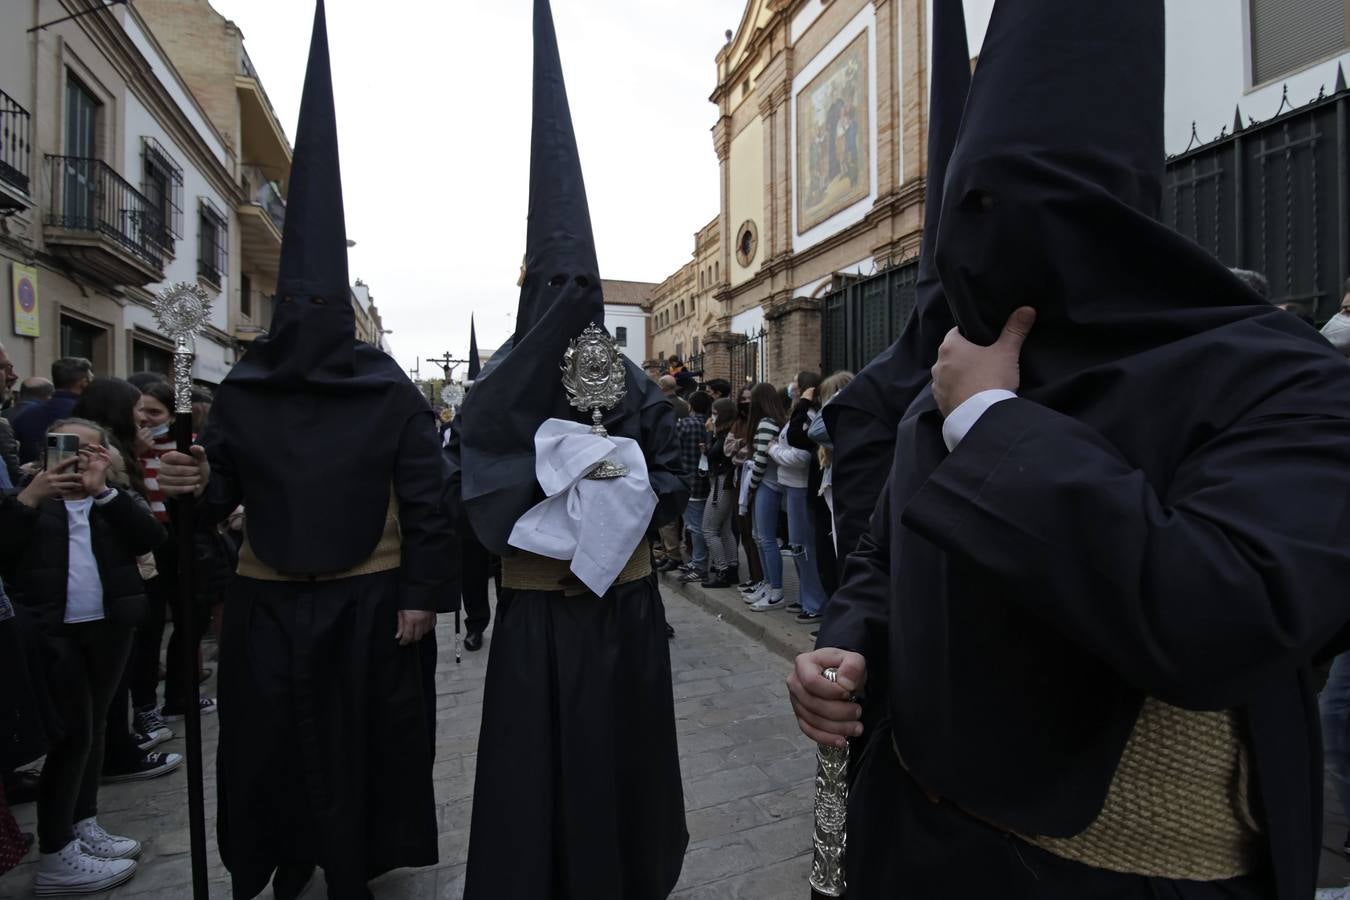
[159,4,453,899]
[448,2,689,896]
[790,3,1350,898]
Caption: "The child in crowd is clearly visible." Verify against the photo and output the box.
[1,419,165,895]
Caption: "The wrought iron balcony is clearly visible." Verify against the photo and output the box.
[44,155,164,286]
[0,89,32,208]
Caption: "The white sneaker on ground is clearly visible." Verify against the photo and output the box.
[33,839,137,896]
[74,818,142,860]
[749,590,785,612]
[743,583,766,604]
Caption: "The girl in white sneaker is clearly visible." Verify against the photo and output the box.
[3,419,166,895]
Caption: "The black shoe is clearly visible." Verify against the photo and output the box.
[796,611,822,624]
[102,750,183,784]
[273,863,317,900]
[701,569,734,589]
[724,566,739,583]
[464,630,484,652]
[3,769,40,806]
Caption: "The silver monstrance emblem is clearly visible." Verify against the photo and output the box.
[152,282,214,415]
[562,322,628,480]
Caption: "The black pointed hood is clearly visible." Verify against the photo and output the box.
[513,0,603,338]
[934,0,1266,373]
[206,0,429,576]
[456,0,654,556]
[226,0,397,390]
[820,0,971,559]
[467,316,481,381]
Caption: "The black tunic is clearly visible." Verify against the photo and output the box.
[454,368,690,900]
[200,408,454,899]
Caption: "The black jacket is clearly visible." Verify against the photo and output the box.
[1,490,166,630]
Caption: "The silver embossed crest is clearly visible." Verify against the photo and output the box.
[152,282,214,414]
[561,322,628,480]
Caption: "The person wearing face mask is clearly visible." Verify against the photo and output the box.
[1320,281,1350,356]
[157,6,454,898]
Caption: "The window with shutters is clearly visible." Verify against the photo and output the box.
[1249,0,1349,86]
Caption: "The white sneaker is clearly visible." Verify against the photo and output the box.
[74,818,142,860]
[749,590,785,612]
[743,582,766,604]
[33,839,137,896]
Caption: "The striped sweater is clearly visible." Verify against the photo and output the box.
[139,435,176,523]
[748,417,783,492]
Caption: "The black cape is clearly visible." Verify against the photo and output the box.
[819,3,1350,898]
[821,0,970,560]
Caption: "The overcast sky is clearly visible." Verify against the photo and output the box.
[208,0,735,375]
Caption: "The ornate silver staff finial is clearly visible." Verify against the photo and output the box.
[152,282,214,414]
[810,667,849,897]
[561,322,629,480]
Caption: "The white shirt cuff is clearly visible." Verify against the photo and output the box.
[942,390,1017,451]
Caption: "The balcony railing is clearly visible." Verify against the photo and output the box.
[45,155,163,271]
[0,89,32,198]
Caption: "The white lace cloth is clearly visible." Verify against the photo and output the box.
[508,418,657,596]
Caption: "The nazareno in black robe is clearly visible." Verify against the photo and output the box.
[449,364,690,900]
[195,4,455,898]
[818,3,1350,898]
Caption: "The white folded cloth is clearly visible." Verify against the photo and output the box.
[508,418,657,596]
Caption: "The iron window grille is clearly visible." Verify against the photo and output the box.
[140,137,182,250]
[197,197,228,287]
[0,88,32,197]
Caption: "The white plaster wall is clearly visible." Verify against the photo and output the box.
[791,0,829,45]
[791,5,879,253]
[118,11,227,166]
[729,116,765,287]
[123,91,233,334]
[936,0,1346,158]
[604,304,648,366]
[1161,2,1349,156]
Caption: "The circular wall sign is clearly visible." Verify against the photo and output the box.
[16,276,35,312]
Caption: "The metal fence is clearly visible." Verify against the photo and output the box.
[1163,83,1347,320]
[820,260,919,375]
[728,328,769,386]
[820,82,1349,374]
[0,89,31,198]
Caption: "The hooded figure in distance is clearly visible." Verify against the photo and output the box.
[158,4,454,899]
[794,2,1350,898]
[819,0,969,563]
[447,1,689,897]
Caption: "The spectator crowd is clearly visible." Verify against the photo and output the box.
[0,352,237,895]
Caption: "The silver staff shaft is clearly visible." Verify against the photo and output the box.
[810,665,849,897]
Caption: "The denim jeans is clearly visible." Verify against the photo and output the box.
[1322,652,1350,822]
[753,481,785,590]
[683,499,709,575]
[784,485,828,615]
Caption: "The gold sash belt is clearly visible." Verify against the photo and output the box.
[501,544,651,597]
[893,698,1260,881]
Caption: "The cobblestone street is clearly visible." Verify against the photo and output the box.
[0,583,816,899]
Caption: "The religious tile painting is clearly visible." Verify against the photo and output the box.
[796,31,871,234]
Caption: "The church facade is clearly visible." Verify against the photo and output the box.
[648,0,937,386]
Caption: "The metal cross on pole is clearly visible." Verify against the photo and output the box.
[152,282,215,900]
[425,352,469,662]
